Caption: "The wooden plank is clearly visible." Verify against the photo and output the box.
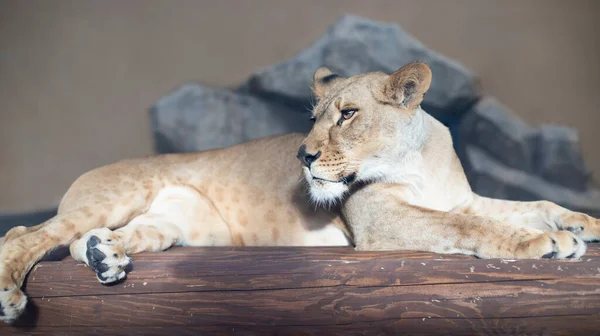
[27,244,600,283]
[10,278,600,328]
[24,245,600,298]
[7,315,600,336]
[1,244,598,335]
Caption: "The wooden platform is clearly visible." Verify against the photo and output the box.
[3,244,600,335]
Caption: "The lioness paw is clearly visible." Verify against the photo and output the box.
[561,213,600,243]
[528,231,586,260]
[73,228,131,285]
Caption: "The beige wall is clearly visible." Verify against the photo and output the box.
[1,0,599,212]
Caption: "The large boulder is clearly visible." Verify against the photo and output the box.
[237,14,480,124]
[458,97,592,191]
[150,84,312,153]
[151,15,481,154]
[463,146,600,217]
[530,125,591,191]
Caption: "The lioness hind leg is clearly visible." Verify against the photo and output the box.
[70,185,234,285]
[0,202,144,323]
[461,194,600,242]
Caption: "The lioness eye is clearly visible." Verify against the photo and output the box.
[341,109,356,120]
[310,116,316,123]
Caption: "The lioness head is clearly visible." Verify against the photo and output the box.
[297,62,432,205]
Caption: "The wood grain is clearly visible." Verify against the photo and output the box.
[11,315,600,336]
[2,244,599,335]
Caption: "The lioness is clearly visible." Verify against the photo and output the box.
[0,62,598,323]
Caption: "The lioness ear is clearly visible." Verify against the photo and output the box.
[383,62,432,110]
[313,67,344,99]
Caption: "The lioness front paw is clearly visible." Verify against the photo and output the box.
[560,212,600,243]
[522,231,586,259]
[0,275,27,324]
[73,228,131,285]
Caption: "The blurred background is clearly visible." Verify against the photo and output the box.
[1,1,599,228]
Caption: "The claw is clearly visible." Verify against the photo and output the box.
[565,226,584,234]
[541,251,556,259]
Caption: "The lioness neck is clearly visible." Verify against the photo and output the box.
[375,108,473,211]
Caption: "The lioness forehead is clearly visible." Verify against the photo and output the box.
[312,72,386,117]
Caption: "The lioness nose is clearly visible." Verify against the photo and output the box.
[296,144,322,167]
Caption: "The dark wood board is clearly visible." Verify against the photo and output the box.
[3,244,600,335]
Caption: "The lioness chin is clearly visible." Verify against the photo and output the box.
[0,62,598,323]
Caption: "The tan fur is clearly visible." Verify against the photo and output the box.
[0,62,598,323]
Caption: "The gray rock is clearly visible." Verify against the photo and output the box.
[150,83,312,153]
[458,97,592,190]
[530,125,591,191]
[458,97,534,173]
[238,14,480,123]
[464,146,600,218]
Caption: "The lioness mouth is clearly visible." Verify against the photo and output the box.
[312,172,357,185]
[312,176,340,184]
